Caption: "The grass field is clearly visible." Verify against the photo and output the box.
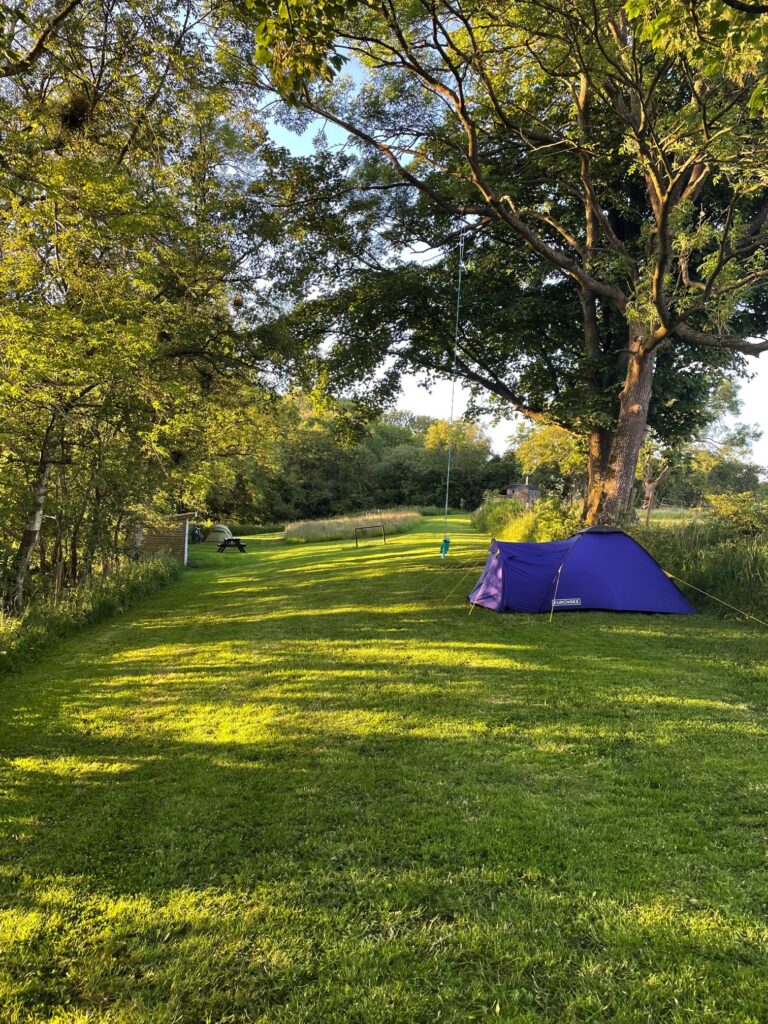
[282,510,422,544]
[647,507,700,526]
[1,516,767,1023]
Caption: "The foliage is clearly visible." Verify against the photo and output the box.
[644,383,766,508]
[473,494,583,541]
[513,424,588,497]
[0,0,301,609]
[532,497,585,542]
[626,0,768,112]
[248,0,768,522]
[249,0,353,92]
[496,508,539,543]
[492,498,582,543]
[2,517,766,1021]
[282,509,421,543]
[706,492,768,534]
[209,402,514,523]
[470,497,524,536]
[0,555,180,675]
[191,390,762,534]
[633,521,768,619]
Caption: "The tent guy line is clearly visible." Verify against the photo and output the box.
[665,572,768,628]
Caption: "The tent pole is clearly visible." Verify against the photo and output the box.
[549,564,564,623]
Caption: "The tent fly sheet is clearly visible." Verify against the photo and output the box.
[206,524,233,544]
[468,527,694,615]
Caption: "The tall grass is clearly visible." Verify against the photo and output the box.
[418,505,460,517]
[631,522,768,619]
[496,509,539,542]
[0,555,181,674]
[283,510,423,544]
[225,522,285,536]
[649,506,700,525]
[471,496,582,542]
[470,497,525,536]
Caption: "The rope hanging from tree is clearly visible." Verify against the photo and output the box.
[441,231,466,558]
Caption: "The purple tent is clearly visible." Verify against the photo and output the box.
[468,526,694,615]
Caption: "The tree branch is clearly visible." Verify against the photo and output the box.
[720,0,768,14]
[0,0,84,79]
[672,322,768,355]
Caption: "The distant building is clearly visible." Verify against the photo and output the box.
[502,482,539,507]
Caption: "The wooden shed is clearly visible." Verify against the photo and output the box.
[502,482,539,507]
[142,513,193,567]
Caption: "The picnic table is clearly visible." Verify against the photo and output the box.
[217,537,246,553]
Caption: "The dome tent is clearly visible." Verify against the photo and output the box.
[469,526,694,615]
[206,523,233,544]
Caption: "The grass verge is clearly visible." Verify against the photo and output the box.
[0,554,180,675]
[631,522,768,620]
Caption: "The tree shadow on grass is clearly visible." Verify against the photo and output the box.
[3,624,766,905]
[1,531,767,1022]
[2,718,767,1022]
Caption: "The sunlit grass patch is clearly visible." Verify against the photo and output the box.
[648,506,699,524]
[0,515,766,1022]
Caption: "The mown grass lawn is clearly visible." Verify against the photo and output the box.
[1,516,767,1023]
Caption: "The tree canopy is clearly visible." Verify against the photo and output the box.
[0,0,300,606]
[247,0,768,522]
[1,0,767,610]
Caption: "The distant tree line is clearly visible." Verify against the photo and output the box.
[204,402,520,524]
[204,395,765,526]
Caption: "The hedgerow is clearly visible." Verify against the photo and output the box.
[0,555,181,674]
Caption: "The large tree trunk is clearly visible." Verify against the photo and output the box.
[583,427,612,524]
[12,423,56,612]
[584,328,656,525]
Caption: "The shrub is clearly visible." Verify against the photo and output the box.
[472,495,581,542]
[531,497,583,541]
[706,493,768,535]
[283,510,422,544]
[0,555,181,674]
[631,521,768,620]
[471,497,524,536]
[497,509,538,542]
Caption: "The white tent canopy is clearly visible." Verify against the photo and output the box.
[206,524,233,544]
